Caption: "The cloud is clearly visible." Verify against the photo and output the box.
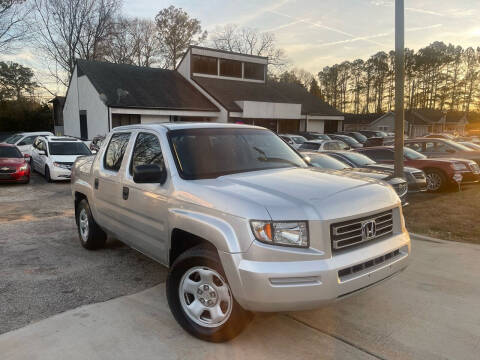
[262,18,309,33]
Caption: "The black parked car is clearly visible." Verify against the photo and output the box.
[359,130,389,138]
[329,134,363,148]
[321,150,427,192]
[302,152,408,205]
[337,131,368,144]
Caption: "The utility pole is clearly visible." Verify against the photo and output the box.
[394,0,405,178]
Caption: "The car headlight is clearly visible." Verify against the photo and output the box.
[451,163,467,171]
[250,221,309,248]
[53,162,70,169]
[18,164,28,171]
[393,181,408,198]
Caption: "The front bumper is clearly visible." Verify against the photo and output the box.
[0,170,30,183]
[407,178,427,192]
[221,232,410,312]
[50,166,72,180]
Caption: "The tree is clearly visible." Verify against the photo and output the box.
[155,6,207,69]
[309,78,322,99]
[210,24,287,70]
[32,0,120,85]
[0,61,37,100]
[104,17,160,67]
[0,0,29,52]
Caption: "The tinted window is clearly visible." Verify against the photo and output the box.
[0,146,22,158]
[308,154,350,170]
[244,62,264,80]
[220,59,242,78]
[104,133,131,172]
[192,55,218,75]
[49,142,91,156]
[130,133,164,174]
[406,142,424,153]
[5,134,22,144]
[112,114,141,129]
[291,136,306,144]
[169,128,307,179]
[364,149,393,161]
[18,136,37,146]
[341,152,376,166]
[299,142,320,150]
[403,147,426,160]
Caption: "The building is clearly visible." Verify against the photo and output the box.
[49,96,65,136]
[62,46,343,140]
[343,109,468,136]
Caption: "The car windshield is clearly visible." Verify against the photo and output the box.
[444,140,473,152]
[336,135,360,145]
[350,133,367,143]
[0,146,22,158]
[341,152,377,166]
[403,147,427,160]
[461,142,480,150]
[308,154,351,170]
[48,142,91,155]
[4,134,23,144]
[311,134,330,140]
[291,136,306,144]
[169,128,307,179]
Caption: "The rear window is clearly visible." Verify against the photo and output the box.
[48,142,91,156]
[4,134,22,144]
[299,142,320,150]
[0,146,22,158]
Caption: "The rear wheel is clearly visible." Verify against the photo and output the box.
[425,169,446,192]
[166,246,253,342]
[76,199,106,250]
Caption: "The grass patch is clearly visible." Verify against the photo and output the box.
[403,185,480,244]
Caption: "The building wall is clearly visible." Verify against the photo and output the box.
[307,119,324,133]
[177,50,190,79]
[63,66,109,140]
[367,113,395,132]
[141,115,170,123]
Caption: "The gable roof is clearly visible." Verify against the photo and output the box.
[192,76,342,116]
[76,59,218,112]
[343,113,385,125]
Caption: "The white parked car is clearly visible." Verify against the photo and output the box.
[31,136,91,181]
[2,131,54,158]
[279,134,308,149]
[299,139,350,152]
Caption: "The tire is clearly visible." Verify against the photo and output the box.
[76,199,107,250]
[425,169,446,192]
[166,246,253,342]
[45,166,52,183]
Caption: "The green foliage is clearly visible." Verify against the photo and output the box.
[0,100,52,132]
[0,61,37,101]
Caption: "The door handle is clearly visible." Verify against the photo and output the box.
[122,186,129,200]
[94,178,99,189]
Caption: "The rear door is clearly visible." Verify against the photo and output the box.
[93,132,133,236]
[121,131,170,264]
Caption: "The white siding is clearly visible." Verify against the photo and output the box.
[237,101,301,119]
[63,66,109,140]
[177,50,191,79]
[63,68,80,138]
[307,119,325,133]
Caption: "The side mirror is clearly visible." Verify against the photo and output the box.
[133,164,167,184]
[23,153,30,159]
[38,150,46,156]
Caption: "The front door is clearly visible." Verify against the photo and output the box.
[121,131,169,265]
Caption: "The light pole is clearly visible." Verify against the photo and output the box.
[394,0,405,178]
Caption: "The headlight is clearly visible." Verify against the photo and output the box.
[393,181,408,198]
[451,163,467,171]
[18,164,28,171]
[53,162,70,169]
[250,221,309,248]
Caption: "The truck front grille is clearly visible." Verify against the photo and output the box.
[338,248,401,280]
[330,210,393,251]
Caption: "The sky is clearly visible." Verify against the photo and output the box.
[4,0,480,96]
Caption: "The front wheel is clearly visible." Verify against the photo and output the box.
[76,199,106,250]
[166,246,253,342]
[45,166,52,183]
[425,170,446,192]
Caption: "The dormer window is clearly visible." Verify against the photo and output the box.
[219,59,242,78]
[192,55,217,75]
[244,62,264,81]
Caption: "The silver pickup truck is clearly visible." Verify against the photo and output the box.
[71,123,410,342]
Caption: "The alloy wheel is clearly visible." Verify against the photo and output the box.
[426,172,442,191]
[79,208,89,242]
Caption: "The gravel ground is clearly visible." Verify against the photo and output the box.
[0,173,166,334]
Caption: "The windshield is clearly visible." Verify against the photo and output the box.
[336,135,359,145]
[48,142,91,156]
[169,128,307,179]
[4,134,23,144]
[342,152,377,166]
[311,134,330,140]
[445,140,474,152]
[308,154,351,170]
[291,136,306,144]
[349,133,367,143]
[0,146,22,158]
[461,142,480,150]
[404,147,427,160]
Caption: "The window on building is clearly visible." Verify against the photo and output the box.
[112,114,141,129]
[104,132,131,172]
[130,133,164,174]
[192,55,218,75]
[220,59,242,78]
[244,62,264,80]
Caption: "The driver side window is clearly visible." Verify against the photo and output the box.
[130,133,164,174]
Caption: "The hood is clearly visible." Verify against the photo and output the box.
[175,167,399,221]
[0,158,26,167]
[365,163,419,174]
[341,167,392,180]
[50,155,83,163]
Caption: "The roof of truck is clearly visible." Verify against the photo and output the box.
[112,122,263,132]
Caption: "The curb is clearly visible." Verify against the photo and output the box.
[409,232,449,244]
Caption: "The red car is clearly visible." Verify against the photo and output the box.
[0,143,31,184]
[355,146,480,192]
